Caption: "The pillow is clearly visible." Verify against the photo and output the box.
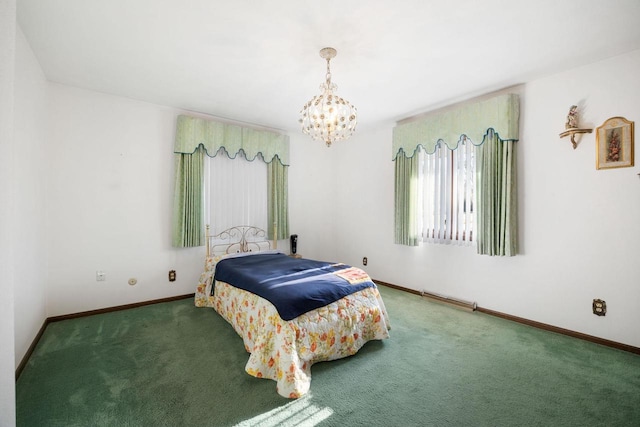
[205,249,285,271]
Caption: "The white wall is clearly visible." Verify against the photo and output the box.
[13,27,48,371]
[0,0,17,424]
[44,85,319,317]
[311,49,640,348]
[287,133,338,260]
[47,47,631,347]
[46,85,204,316]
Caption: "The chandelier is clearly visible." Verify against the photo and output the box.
[299,47,358,147]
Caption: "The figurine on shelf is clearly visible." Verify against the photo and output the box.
[565,105,578,129]
[559,104,592,149]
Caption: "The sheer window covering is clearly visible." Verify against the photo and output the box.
[393,94,519,256]
[172,115,289,248]
[205,149,268,235]
[419,138,475,245]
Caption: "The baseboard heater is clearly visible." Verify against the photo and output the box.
[420,289,477,311]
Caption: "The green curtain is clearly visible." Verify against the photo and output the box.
[392,94,519,158]
[267,159,289,241]
[476,130,518,256]
[174,115,290,165]
[394,150,420,246]
[172,146,205,247]
[392,93,519,254]
[171,114,291,249]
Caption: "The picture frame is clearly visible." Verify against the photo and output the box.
[596,116,634,170]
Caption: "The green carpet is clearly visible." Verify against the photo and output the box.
[16,286,640,426]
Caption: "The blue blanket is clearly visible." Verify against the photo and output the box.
[213,253,375,321]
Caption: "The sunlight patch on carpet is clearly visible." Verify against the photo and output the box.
[234,394,333,427]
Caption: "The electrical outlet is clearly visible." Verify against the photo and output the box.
[168,270,176,282]
[362,257,368,266]
[96,271,106,281]
[593,299,606,316]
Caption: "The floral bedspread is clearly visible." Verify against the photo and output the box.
[194,258,390,398]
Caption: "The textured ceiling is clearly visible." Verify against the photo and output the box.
[17,0,640,133]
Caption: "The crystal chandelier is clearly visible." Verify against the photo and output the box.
[299,47,358,147]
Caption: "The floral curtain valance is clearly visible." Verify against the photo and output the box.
[392,94,519,159]
[174,115,290,166]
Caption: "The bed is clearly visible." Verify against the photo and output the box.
[194,226,390,398]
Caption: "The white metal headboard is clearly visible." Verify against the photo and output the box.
[206,225,277,256]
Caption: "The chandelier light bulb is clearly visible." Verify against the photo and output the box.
[299,47,358,147]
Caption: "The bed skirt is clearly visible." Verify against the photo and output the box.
[195,270,390,398]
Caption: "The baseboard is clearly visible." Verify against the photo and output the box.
[374,279,640,356]
[15,293,195,381]
[374,279,477,311]
[15,319,49,381]
[476,306,640,355]
[47,293,195,322]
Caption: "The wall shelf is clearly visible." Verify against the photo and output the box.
[559,128,592,149]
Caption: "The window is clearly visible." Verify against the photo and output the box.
[418,138,475,245]
[204,149,267,235]
[172,114,290,248]
[392,94,519,255]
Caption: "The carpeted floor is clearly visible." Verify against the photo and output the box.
[16,285,640,426]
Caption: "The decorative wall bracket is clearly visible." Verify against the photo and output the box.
[559,105,592,149]
[560,128,592,149]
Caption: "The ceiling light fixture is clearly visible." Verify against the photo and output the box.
[299,47,357,147]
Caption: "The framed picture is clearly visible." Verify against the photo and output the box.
[596,117,634,170]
